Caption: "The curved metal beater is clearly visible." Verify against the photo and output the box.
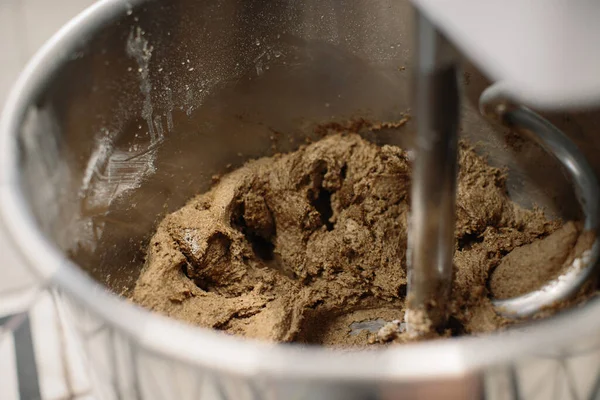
[480,83,600,319]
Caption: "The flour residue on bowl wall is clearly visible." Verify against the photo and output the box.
[79,28,164,217]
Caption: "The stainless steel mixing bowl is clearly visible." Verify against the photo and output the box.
[3,0,600,399]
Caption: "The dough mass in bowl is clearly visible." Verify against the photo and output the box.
[131,132,592,346]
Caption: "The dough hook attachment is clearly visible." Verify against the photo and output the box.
[408,76,600,328]
[408,2,600,333]
[480,84,600,319]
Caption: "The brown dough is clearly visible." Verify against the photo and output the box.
[131,133,592,346]
[490,221,579,299]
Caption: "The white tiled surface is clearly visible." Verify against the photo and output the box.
[0,334,20,400]
[0,290,94,400]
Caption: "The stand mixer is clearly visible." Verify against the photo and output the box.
[408,1,600,334]
[5,0,600,398]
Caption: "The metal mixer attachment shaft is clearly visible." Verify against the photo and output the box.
[406,10,459,336]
